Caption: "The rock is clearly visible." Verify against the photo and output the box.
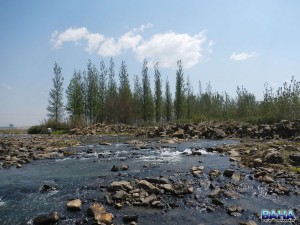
[223,190,240,199]
[232,172,241,182]
[40,184,56,193]
[123,215,138,223]
[99,142,112,146]
[137,180,160,194]
[111,165,119,172]
[252,158,263,167]
[87,203,106,216]
[33,212,60,225]
[254,171,267,178]
[145,177,170,184]
[108,181,133,192]
[142,194,157,205]
[67,199,82,211]
[206,205,215,212]
[191,150,202,156]
[223,169,235,177]
[87,203,113,224]
[229,149,239,157]
[151,200,164,208]
[191,166,204,176]
[264,150,283,164]
[199,179,211,188]
[212,197,224,206]
[188,187,194,193]
[121,164,129,170]
[289,153,300,166]
[160,183,174,193]
[208,188,221,198]
[16,163,22,168]
[86,149,95,154]
[209,170,221,177]
[227,205,237,214]
[115,203,122,209]
[263,175,274,183]
[113,190,128,200]
[172,129,185,139]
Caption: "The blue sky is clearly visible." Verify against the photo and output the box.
[0,0,300,126]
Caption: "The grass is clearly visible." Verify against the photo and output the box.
[52,130,69,135]
[289,166,300,173]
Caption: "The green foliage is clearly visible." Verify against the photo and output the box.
[154,62,163,123]
[174,60,185,120]
[164,77,173,122]
[66,70,85,125]
[141,59,154,122]
[54,57,300,125]
[47,62,64,122]
[28,125,48,134]
[118,61,133,123]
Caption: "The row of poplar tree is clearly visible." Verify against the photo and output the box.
[47,58,183,125]
[47,58,300,125]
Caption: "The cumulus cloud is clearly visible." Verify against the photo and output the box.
[51,24,212,68]
[230,52,257,61]
[134,31,207,68]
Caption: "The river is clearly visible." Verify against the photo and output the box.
[0,137,298,224]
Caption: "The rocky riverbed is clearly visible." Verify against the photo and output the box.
[0,121,300,225]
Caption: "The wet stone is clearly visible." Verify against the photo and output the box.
[33,212,60,225]
[223,169,235,177]
[67,199,82,211]
[212,197,224,206]
[123,215,138,223]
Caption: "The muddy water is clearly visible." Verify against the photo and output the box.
[0,137,299,225]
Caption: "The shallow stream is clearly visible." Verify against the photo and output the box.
[0,137,299,224]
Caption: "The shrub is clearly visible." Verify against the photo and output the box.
[28,125,48,134]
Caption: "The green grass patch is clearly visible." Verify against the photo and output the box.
[52,130,69,135]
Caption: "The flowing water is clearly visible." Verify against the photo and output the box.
[0,137,299,225]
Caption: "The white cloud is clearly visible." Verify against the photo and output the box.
[51,27,89,48]
[134,31,207,68]
[85,33,105,53]
[51,25,212,68]
[230,52,257,61]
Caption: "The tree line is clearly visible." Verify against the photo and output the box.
[47,59,300,126]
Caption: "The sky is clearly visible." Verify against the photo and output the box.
[0,0,300,127]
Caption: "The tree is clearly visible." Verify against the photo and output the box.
[47,62,64,122]
[174,60,185,120]
[141,59,154,122]
[133,74,143,123]
[118,61,132,123]
[154,62,163,122]
[186,75,194,120]
[106,58,118,123]
[98,60,107,122]
[164,77,172,122]
[84,60,99,123]
[66,70,85,125]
